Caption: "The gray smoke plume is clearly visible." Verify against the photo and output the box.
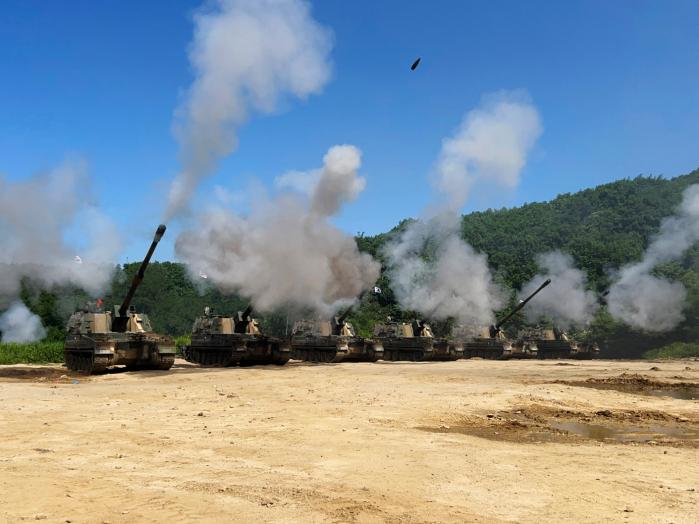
[175,145,380,314]
[165,0,333,220]
[0,301,46,343]
[385,213,506,326]
[608,183,699,331]
[520,251,598,328]
[385,92,542,325]
[0,160,121,301]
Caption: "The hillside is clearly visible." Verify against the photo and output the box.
[9,168,699,357]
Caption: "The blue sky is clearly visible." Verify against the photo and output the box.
[1,0,698,261]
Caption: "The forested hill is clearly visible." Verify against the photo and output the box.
[12,168,699,357]
[358,168,699,291]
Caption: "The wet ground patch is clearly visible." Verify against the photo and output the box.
[557,373,699,400]
[419,405,699,447]
[0,366,88,383]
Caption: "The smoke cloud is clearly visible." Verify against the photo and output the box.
[385,214,506,326]
[0,160,121,301]
[0,301,46,343]
[520,251,598,328]
[165,0,333,220]
[434,91,542,212]
[384,92,542,325]
[175,145,380,314]
[608,183,699,331]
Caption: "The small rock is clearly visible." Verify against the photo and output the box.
[197,412,204,417]
[688,488,695,492]
[34,515,48,521]
[623,507,633,513]
[649,366,661,371]
[486,413,495,418]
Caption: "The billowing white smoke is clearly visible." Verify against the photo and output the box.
[165,0,333,220]
[385,92,542,325]
[0,160,121,300]
[434,91,542,212]
[385,214,506,326]
[175,145,380,314]
[0,301,46,343]
[608,184,699,331]
[520,251,598,328]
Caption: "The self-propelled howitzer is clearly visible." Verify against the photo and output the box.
[290,300,384,363]
[183,304,290,366]
[460,279,551,359]
[63,224,176,373]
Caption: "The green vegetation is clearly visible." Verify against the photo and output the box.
[2,168,698,360]
[0,342,64,365]
[642,342,699,360]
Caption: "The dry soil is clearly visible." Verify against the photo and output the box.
[0,359,697,523]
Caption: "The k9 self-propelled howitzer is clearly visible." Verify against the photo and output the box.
[516,326,579,359]
[183,305,290,366]
[290,305,384,363]
[461,279,551,359]
[373,319,439,361]
[64,224,176,373]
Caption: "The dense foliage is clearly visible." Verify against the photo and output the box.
[3,168,698,359]
[0,342,63,365]
[642,342,699,360]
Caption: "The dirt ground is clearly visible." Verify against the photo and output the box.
[0,359,697,524]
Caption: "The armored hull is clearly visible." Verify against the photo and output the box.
[571,342,599,360]
[64,330,175,373]
[290,335,383,363]
[463,338,510,359]
[534,339,574,359]
[504,339,538,359]
[183,333,290,366]
[380,336,434,361]
[430,338,463,361]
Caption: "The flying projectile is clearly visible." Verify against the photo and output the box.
[410,57,421,70]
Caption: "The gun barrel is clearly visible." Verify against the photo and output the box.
[118,224,166,317]
[495,278,551,330]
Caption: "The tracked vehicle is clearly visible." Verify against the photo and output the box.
[373,320,437,361]
[290,309,383,363]
[517,326,577,359]
[462,279,551,359]
[182,306,290,366]
[571,340,600,359]
[64,225,175,373]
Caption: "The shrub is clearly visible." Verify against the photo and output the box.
[0,341,64,365]
[642,342,699,360]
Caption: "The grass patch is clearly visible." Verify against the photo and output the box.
[175,334,191,356]
[642,342,699,360]
[0,342,64,365]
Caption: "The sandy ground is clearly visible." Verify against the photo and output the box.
[0,359,697,524]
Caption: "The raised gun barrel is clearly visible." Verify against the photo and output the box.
[118,224,166,318]
[490,278,551,337]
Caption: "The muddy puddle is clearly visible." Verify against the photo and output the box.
[419,405,699,447]
[557,373,699,400]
